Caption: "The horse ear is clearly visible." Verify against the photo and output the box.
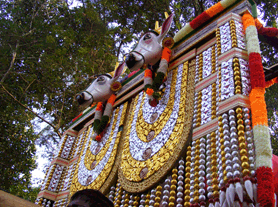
[158,13,174,43]
[112,62,126,81]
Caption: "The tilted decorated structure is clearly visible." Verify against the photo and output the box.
[36,0,278,206]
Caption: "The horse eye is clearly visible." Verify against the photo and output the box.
[143,34,151,41]
[97,76,105,82]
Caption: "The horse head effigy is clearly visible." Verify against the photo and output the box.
[125,13,174,71]
[75,62,125,140]
[125,13,174,106]
[76,62,125,108]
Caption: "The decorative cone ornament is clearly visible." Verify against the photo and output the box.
[226,184,235,207]
[220,190,226,207]
[235,182,243,202]
[253,183,257,203]
[244,179,253,201]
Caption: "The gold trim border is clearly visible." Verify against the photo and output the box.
[118,59,196,193]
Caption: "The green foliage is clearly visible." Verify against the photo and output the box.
[265,84,278,156]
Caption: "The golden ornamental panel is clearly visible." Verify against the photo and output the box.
[119,60,196,193]
[69,102,128,196]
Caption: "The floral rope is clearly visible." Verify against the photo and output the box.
[265,77,278,88]
[255,19,278,38]
[174,0,237,42]
[93,94,117,141]
[242,12,274,207]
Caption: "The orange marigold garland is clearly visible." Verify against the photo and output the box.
[206,2,224,18]
[144,69,153,78]
[146,88,154,96]
[249,88,268,127]
[93,95,117,142]
[96,102,103,111]
[161,47,171,62]
[107,94,117,105]
[242,13,255,31]
[174,0,238,42]
[143,47,171,106]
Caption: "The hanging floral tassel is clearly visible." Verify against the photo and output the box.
[93,94,117,141]
[143,46,172,107]
[220,190,226,207]
[244,177,254,201]
[235,181,243,202]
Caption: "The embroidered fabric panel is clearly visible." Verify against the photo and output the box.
[220,22,232,54]
[221,59,234,100]
[60,136,76,159]
[48,165,64,192]
[235,20,246,50]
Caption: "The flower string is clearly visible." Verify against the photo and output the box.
[242,12,274,207]
[174,0,238,42]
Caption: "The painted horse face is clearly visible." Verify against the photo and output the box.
[125,14,174,71]
[76,63,125,107]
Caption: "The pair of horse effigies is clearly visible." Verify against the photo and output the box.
[36,0,278,206]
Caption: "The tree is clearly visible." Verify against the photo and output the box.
[0,0,116,195]
[265,84,278,156]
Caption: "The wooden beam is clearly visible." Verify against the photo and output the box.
[0,190,38,207]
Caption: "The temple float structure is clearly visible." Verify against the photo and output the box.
[36,0,278,206]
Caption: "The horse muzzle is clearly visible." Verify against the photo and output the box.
[125,52,144,71]
[75,92,94,106]
[75,93,85,105]
[125,53,137,69]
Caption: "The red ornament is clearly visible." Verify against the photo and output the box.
[110,81,122,92]
[95,135,102,141]
[149,99,158,107]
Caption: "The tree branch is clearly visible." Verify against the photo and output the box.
[56,91,66,129]
[1,83,62,140]
[1,41,19,84]
[117,40,123,60]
